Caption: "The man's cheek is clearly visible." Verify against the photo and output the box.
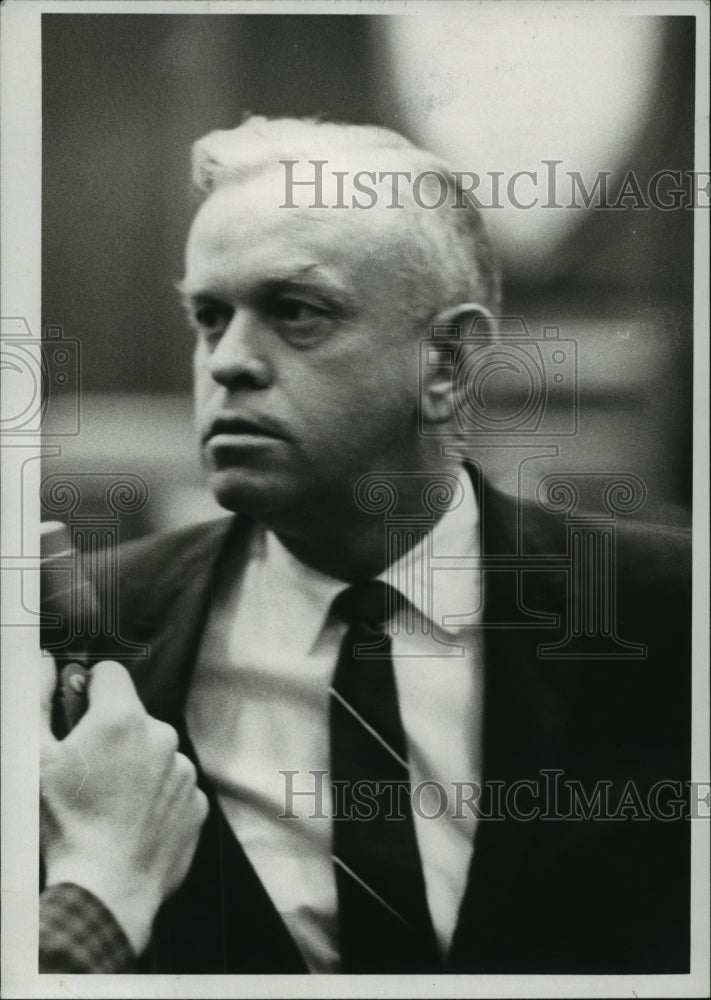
[193,371,219,415]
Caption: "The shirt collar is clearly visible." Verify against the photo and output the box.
[261,466,480,652]
[375,466,479,634]
[260,530,346,655]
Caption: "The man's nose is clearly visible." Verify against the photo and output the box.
[208,310,271,389]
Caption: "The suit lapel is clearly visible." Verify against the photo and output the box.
[448,474,575,969]
[479,480,574,773]
[471,470,574,776]
[125,516,248,725]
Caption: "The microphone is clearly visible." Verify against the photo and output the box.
[40,521,92,737]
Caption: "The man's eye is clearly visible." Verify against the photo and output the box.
[270,298,326,325]
[267,297,336,344]
[194,303,231,332]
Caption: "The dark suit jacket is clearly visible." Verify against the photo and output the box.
[89,473,691,974]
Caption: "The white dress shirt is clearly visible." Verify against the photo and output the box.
[185,467,484,972]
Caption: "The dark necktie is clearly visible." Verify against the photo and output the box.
[329,581,442,973]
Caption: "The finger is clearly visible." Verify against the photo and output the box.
[152,719,180,755]
[174,751,198,785]
[39,651,58,747]
[85,660,143,717]
[194,787,209,825]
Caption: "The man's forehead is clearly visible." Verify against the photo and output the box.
[184,168,423,283]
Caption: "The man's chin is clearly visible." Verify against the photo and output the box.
[208,468,292,518]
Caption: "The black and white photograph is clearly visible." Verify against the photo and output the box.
[1,1,709,997]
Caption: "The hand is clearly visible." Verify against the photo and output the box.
[40,656,209,955]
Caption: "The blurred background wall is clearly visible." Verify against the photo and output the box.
[41,12,695,540]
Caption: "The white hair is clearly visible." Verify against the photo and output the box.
[191,115,502,322]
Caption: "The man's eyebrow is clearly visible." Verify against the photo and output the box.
[269,267,358,310]
[175,265,358,309]
[173,279,207,307]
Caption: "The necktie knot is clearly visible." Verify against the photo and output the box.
[332,581,399,630]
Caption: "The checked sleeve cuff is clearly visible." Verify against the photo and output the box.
[40,882,136,973]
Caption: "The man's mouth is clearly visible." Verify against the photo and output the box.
[204,414,288,445]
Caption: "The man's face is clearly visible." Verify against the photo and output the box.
[183,170,431,521]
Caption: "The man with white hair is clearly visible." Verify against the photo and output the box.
[40,116,691,975]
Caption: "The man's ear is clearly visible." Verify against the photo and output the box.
[419,302,496,428]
